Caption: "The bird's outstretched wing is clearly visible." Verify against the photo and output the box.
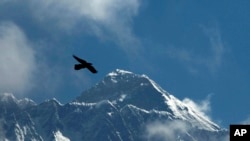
[87,65,98,73]
[73,55,87,64]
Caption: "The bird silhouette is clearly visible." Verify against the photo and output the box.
[73,55,97,73]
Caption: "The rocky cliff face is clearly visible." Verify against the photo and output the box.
[0,69,228,141]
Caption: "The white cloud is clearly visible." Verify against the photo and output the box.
[29,0,141,53]
[0,21,69,99]
[182,94,212,119]
[0,22,36,94]
[30,0,139,24]
[145,120,191,141]
[145,119,228,141]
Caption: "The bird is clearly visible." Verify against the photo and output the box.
[73,55,97,73]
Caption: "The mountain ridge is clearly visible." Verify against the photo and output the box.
[0,69,229,141]
[75,69,220,131]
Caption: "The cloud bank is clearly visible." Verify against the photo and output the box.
[0,22,36,94]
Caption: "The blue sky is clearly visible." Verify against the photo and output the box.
[0,0,249,128]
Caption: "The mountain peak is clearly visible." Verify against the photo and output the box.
[0,93,18,103]
[106,69,139,83]
[75,69,169,110]
[107,69,133,76]
[75,69,221,131]
[0,93,36,109]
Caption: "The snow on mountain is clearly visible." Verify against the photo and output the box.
[0,69,228,141]
[0,93,17,102]
[0,93,36,109]
[54,131,70,141]
[76,69,220,131]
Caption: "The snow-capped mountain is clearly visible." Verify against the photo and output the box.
[0,69,228,141]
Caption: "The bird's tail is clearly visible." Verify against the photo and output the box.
[74,64,83,70]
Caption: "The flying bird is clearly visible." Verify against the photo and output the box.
[73,55,97,73]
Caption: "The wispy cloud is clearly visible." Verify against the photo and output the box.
[30,0,140,26]
[29,0,142,54]
[1,0,142,59]
[182,94,213,120]
[145,120,191,141]
[0,22,36,95]
[165,25,226,74]
[0,22,74,99]
[202,25,225,72]
[145,119,229,141]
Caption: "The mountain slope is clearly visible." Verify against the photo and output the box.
[0,69,228,141]
[76,69,220,131]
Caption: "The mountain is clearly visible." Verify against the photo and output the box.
[0,69,228,141]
